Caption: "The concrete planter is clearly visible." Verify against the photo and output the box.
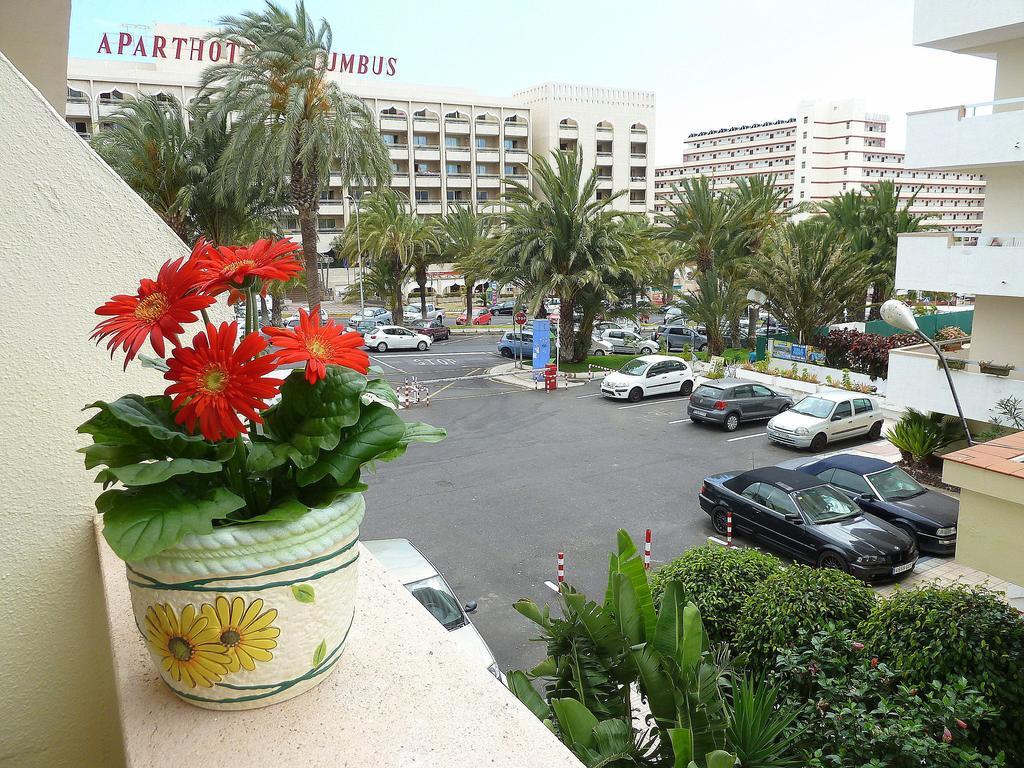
[125,495,365,710]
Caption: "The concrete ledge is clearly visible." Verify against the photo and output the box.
[95,519,581,768]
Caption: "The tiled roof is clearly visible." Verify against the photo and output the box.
[944,431,1024,478]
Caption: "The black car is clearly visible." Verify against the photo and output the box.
[489,300,523,316]
[699,467,918,581]
[783,454,958,555]
[688,379,794,432]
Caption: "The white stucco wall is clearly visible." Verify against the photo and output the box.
[0,51,195,767]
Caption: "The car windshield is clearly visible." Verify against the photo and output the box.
[792,485,861,523]
[868,466,926,501]
[407,576,466,630]
[619,359,650,376]
[694,385,723,399]
[791,397,834,419]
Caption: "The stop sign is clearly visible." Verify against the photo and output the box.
[514,311,528,325]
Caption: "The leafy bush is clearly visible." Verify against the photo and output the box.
[884,408,965,466]
[936,325,968,351]
[772,627,1004,767]
[816,328,918,379]
[734,565,875,668]
[650,545,783,644]
[860,584,1024,762]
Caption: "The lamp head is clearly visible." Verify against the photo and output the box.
[880,299,919,333]
[746,289,768,305]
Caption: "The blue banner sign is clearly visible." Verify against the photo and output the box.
[532,318,551,371]
[769,339,826,364]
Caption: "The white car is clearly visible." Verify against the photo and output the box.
[363,539,504,683]
[767,390,884,451]
[600,329,658,355]
[363,326,432,352]
[403,302,444,322]
[351,306,392,324]
[600,354,694,402]
[590,336,614,355]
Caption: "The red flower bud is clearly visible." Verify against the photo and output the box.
[870,657,879,668]
[942,727,953,744]
[852,641,865,651]
[956,719,968,730]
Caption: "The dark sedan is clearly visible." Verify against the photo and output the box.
[489,300,524,316]
[688,379,794,432]
[699,467,918,581]
[781,454,958,555]
[410,318,451,341]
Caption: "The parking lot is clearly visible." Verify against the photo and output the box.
[356,332,889,674]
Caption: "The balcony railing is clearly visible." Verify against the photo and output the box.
[962,95,1024,118]
[413,144,440,150]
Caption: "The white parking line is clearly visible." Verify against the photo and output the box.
[371,350,496,358]
[668,418,691,424]
[369,356,406,373]
[618,397,689,410]
[726,432,766,442]
[576,393,601,399]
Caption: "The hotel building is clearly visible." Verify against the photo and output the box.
[654,98,985,232]
[64,24,656,251]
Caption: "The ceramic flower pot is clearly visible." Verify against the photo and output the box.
[125,494,364,710]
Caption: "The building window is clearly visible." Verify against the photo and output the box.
[445,137,460,147]
[413,135,428,146]
[415,191,428,202]
[476,138,488,149]
[446,190,464,202]
[382,134,396,145]
[477,190,489,201]
[446,163,461,174]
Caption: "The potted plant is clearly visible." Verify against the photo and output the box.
[944,358,967,371]
[81,239,444,710]
[979,360,1012,376]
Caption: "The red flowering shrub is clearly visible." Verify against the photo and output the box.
[816,329,918,379]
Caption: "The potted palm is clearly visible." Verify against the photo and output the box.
[81,238,443,710]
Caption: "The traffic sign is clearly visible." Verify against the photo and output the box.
[514,311,527,325]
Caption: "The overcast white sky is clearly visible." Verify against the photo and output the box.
[70,0,997,164]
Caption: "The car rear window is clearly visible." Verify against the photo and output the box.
[694,385,723,398]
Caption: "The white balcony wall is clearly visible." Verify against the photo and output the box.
[905,103,1024,170]
[895,232,1024,297]
[888,344,1024,424]
[913,0,1024,53]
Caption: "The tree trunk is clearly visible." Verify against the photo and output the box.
[557,293,576,364]
[709,328,725,356]
[390,254,405,327]
[271,292,283,326]
[867,283,882,321]
[259,294,269,327]
[464,275,474,327]
[746,304,758,349]
[297,203,322,309]
[572,304,599,364]
[729,315,741,350]
[417,264,428,318]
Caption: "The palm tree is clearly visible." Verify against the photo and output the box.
[747,219,872,343]
[91,95,197,242]
[437,205,493,329]
[336,188,432,326]
[489,148,635,362]
[656,176,736,274]
[407,216,441,320]
[200,0,391,309]
[677,270,748,356]
[731,175,790,347]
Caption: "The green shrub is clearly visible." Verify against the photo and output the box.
[884,408,965,466]
[650,545,782,644]
[734,565,874,668]
[860,584,1024,762]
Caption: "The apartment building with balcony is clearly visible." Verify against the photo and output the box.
[887,0,1024,589]
[65,27,657,252]
[514,82,656,214]
[654,98,985,232]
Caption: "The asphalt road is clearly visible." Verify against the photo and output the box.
[357,335,863,675]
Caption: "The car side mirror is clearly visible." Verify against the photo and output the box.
[858,492,876,503]
[831,414,844,421]
[464,600,478,613]
[785,513,802,524]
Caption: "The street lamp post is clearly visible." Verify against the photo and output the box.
[344,193,364,316]
[880,299,974,446]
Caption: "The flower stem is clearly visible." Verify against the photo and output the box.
[200,308,211,327]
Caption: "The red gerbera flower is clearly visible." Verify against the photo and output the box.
[264,307,370,384]
[91,257,215,368]
[195,238,303,294]
[164,322,281,441]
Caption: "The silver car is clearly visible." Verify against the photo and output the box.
[362,539,504,682]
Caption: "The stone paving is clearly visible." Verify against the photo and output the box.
[875,556,1024,611]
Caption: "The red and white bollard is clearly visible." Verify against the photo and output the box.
[557,551,565,584]
[643,529,652,570]
[726,510,733,547]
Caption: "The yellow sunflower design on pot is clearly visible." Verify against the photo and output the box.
[201,596,281,673]
[143,603,232,688]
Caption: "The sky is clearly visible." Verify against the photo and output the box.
[68,0,997,165]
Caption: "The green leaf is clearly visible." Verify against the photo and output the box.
[291,584,316,603]
[263,368,366,466]
[398,421,447,446]
[653,581,685,659]
[78,442,155,471]
[241,497,311,523]
[245,441,291,473]
[508,670,549,721]
[611,573,644,646]
[702,751,738,768]
[551,698,598,750]
[668,727,695,768]
[312,638,327,667]
[295,404,407,487]
[680,602,704,672]
[362,378,400,408]
[101,484,244,561]
[83,395,216,458]
[105,458,223,486]
[513,598,550,629]
[631,645,675,725]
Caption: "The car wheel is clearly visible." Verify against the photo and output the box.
[810,432,828,452]
[376,342,387,352]
[500,347,512,358]
[868,420,883,439]
[818,551,848,572]
[594,349,606,356]
[643,346,656,355]
[417,341,428,351]
[724,412,740,432]
[680,380,693,396]
[712,507,731,536]
[627,387,643,403]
